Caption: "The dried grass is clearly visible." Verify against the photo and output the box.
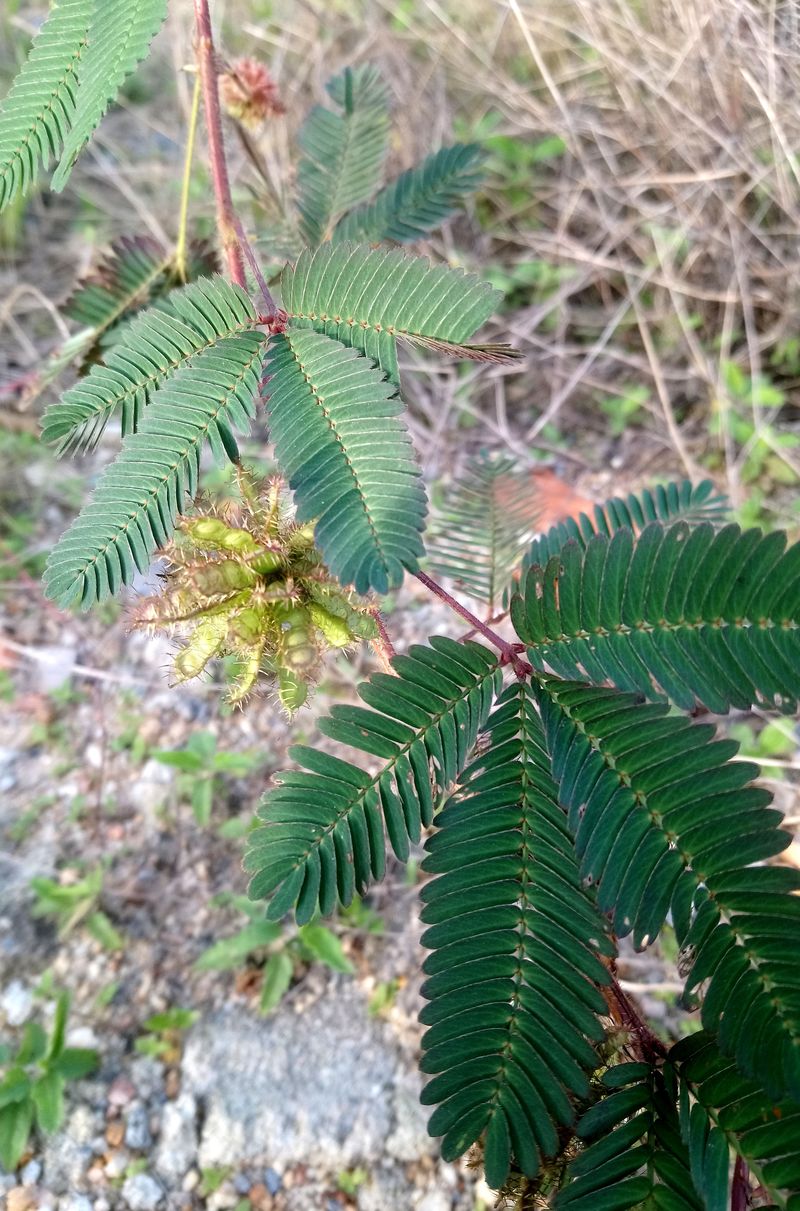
[403,0,800,505]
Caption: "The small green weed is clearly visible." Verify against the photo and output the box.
[135,1007,199,1063]
[152,731,261,827]
[30,867,123,951]
[0,991,98,1170]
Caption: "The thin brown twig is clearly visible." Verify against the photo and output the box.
[193,0,246,288]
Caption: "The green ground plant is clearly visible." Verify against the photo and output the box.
[3,3,800,1206]
[134,1007,199,1062]
[0,991,98,1170]
[196,893,354,1015]
[151,731,261,826]
[30,866,124,951]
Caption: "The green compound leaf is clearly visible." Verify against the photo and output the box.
[535,679,800,1104]
[0,0,92,209]
[62,235,218,366]
[513,521,800,714]
[280,242,516,383]
[419,681,613,1189]
[43,325,266,608]
[263,328,427,594]
[427,450,540,612]
[555,1063,704,1211]
[41,275,258,455]
[52,0,169,191]
[673,1032,800,1205]
[521,479,727,572]
[296,64,389,247]
[334,143,486,244]
[245,636,502,923]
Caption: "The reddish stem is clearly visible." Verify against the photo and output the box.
[731,1155,750,1211]
[413,570,532,678]
[608,973,668,1063]
[193,0,246,288]
[368,608,396,673]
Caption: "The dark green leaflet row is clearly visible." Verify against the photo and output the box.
[513,521,800,713]
[536,680,800,1103]
[419,683,613,1189]
[245,637,501,924]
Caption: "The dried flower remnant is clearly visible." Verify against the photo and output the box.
[133,470,377,712]
[220,57,285,130]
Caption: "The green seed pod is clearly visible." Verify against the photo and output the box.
[182,517,261,556]
[277,667,308,714]
[226,644,265,705]
[276,604,317,670]
[249,548,284,576]
[193,559,257,596]
[172,615,227,682]
[229,604,272,647]
[307,602,353,648]
[346,609,379,641]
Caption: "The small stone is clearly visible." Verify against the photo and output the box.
[86,1165,106,1185]
[66,1027,98,1050]
[108,1076,137,1109]
[129,1057,165,1102]
[1,980,34,1026]
[104,1151,129,1180]
[85,743,103,769]
[105,1122,125,1148]
[121,1173,164,1211]
[7,1187,36,1211]
[94,1200,111,1211]
[68,1106,99,1145]
[416,1195,451,1211]
[248,1186,272,1211]
[153,1093,197,1184]
[124,1103,153,1151]
[58,1196,93,1211]
[20,1160,42,1186]
[264,1169,281,1196]
[207,1181,238,1211]
[181,1171,199,1193]
[234,1173,251,1195]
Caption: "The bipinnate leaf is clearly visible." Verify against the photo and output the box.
[296,64,389,246]
[334,143,486,244]
[280,242,515,383]
[520,478,727,571]
[0,0,92,210]
[44,322,265,608]
[514,521,800,714]
[535,679,800,1102]
[42,275,259,455]
[419,682,612,1188]
[245,637,502,923]
[51,0,169,191]
[427,451,540,611]
[263,328,427,594]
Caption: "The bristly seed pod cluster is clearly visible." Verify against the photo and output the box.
[132,470,378,712]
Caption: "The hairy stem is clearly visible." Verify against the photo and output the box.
[608,972,667,1063]
[413,569,532,677]
[193,0,246,288]
[175,71,202,282]
[368,607,396,673]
